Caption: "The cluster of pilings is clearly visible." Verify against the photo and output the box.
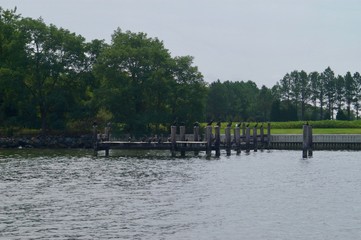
[170,123,271,157]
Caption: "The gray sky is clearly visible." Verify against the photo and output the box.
[1,0,361,87]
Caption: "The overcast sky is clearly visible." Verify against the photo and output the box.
[1,0,361,87]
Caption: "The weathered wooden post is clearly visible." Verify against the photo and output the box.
[92,121,98,156]
[242,123,246,138]
[302,124,309,158]
[225,126,231,156]
[193,125,199,156]
[308,125,313,157]
[260,124,264,149]
[235,126,241,155]
[214,125,221,157]
[171,125,177,157]
[104,122,111,141]
[267,122,271,149]
[246,127,250,153]
[206,126,212,157]
[253,126,258,152]
[104,122,111,157]
[180,125,186,157]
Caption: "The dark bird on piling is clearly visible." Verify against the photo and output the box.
[227,121,232,127]
[207,119,214,126]
[216,120,221,127]
[193,121,199,127]
[255,122,258,128]
[306,121,309,125]
[128,136,131,142]
[246,123,250,127]
[172,118,178,126]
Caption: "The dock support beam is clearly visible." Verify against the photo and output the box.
[171,125,177,157]
[180,125,186,157]
[235,126,241,155]
[93,123,98,156]
[246,127,250,153]
[308,125,313,157]
[225,126,231,156]
[253,127,258,152]
[303,124,309,158]
[193,125,199,156]
[214,126,221,157]
[206,126,212,157]
[260,125,264,149]
[267,122,271,149]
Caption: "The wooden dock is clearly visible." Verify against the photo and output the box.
[93,123,271,157]
[93,123,361,158]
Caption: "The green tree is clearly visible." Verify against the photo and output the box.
[20,17,88,132]
[334,75,345,112]
[353,72,361,119]
[309,71,322,120]
[344,71,355,120]
[321,67,335,119]
[170,56,206,128]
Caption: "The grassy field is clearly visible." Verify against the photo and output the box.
[271,128,361,134]
[203,120,361,134]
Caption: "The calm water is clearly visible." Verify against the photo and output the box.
[1,149,361,239]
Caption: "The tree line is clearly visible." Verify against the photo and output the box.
[1,8,360,136]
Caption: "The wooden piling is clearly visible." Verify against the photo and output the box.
[93,124,98,156]
[242,123,246,137]
[267,122,271,149]
[171,125,177,157]
[225,126,231,156]
[308,125,313,157]
[302,124,309,158]
[260,125,264,149]
[214,126,221,157]
[206,126,212,157]
[246,127,250,153]
[253,127,258,152]
[235,126,241,155]
[193,125,199,156]
[180,125,186,157]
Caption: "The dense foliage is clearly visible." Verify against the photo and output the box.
[1,8,361,136]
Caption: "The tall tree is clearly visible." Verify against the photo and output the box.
[298,70,310,120]
[344,71,355,120]
[353,72,361,119]
[309,71,322,120]
[334,75,345,112]
[321,67,335,119]
[20,17,88,131]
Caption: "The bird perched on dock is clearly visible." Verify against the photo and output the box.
[236,122,242,128]
[193,121,199,127]
[227,121,232,127]
[246,123,250,127]
[306,121,309,125]
[207,119,214,126]
[128,136,131,142]
[172,118,178,126]
[255,122,258,128]
[216,120,221,127]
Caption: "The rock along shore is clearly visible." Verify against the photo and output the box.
[0,135,93,149]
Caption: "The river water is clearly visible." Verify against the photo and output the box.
[1,149,361,239]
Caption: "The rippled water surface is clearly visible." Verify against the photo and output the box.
[1,149,361,239]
